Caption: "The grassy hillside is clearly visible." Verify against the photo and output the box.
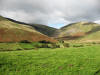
[30,24,58,37]
[58,22,100,42]
[6,17,58,37]
[0,16,57,43]
[0,45,100,75]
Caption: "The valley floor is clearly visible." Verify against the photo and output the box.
[0,45,100,75]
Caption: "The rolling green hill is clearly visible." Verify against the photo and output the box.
[58,22,100,42]
[0,16,57,43]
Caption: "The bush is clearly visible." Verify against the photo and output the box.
[50,44,60,48]
[41,44,50,48]
[34,43,60,49]
[34,44,42,48]
[59,40,64,43]
[39,40,51,44]
[63,43,70,47]
[73,44,84,48]
[92,42,97,44]
[19,40,31,43]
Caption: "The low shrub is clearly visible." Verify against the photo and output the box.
[73,44,84,48]
[19,40,31,43]
[92,42,97,44]
[59,40,64,43]
[63,43,70,47]
[39,40,51,44]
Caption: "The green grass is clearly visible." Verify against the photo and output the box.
[0,45,100,75]
[0,43,41,51]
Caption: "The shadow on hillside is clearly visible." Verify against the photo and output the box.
[58,26,100,40]
[86,26,100,35]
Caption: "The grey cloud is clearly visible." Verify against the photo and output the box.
[0,0,100,28]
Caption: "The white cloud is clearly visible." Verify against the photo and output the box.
[0,0,100,28]
[94,20,100,24]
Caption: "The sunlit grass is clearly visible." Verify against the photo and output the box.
[0,45,100,75]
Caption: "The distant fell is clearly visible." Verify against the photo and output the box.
[0,16,57,43]
[57,21,100,42]
[6,17,58,37]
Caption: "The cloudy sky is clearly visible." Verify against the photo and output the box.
[0,0,100,28]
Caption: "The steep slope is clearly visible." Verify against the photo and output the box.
[6,18,58,37]
[58,22,100,41]
[0,16,57,42]
[30,24,58,37]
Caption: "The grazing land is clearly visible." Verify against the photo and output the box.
[1,16,100,75]
[0,44,100,75]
